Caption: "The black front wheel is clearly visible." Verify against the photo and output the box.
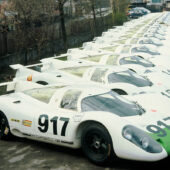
[0,113,11,140]
[81,124,114,165]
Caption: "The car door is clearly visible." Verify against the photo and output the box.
[35,109,76,144]
[34,89,82,144]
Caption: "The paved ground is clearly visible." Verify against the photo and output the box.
[0,137,169,170]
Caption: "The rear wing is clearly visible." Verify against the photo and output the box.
[0,80,43,96]
[40,58,94,69]
[10,63,44,72]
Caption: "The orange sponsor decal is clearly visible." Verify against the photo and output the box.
[27,75,32,81]
[22,120,32,127]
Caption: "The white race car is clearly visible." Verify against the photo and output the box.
[10,60,170,116]
[11,62,154,95]
[67,52,170,89]
[125,37,164,46]
[0,82,170,164]
[81,42,170,68]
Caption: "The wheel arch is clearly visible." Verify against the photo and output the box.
[0,110,5,117]
[76,120,116,162]
[0,109,12,140]
[76,120,105,139]
[76,120,114,150]
[0,110,10,126]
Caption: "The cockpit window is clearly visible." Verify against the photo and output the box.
[91,68,108,83]
[60,90,81,111]
[24,87,62,103]
[108,70,152,87]
[81,92,145,116]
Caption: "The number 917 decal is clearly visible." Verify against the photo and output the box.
[146,117,170,137]
[38,114,69,136]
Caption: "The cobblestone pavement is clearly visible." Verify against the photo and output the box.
[0,137,169,170]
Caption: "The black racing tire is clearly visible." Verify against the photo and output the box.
[81,124,114,165]
[0,112,11,140]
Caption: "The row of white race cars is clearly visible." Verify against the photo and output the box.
[1,12,170,165]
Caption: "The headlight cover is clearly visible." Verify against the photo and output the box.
[122,125,163,153]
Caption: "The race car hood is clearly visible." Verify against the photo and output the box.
[124,92,170,154]
[125,92,170,115]
[145,72,170,89]
[149,55,170,68]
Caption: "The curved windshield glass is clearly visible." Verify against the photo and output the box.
[148,30,165,36]
[144,34,165,40]
[139,39,153,45]
[139,39,162,46]
[108,70,152,87]
[81,92,145,117]
[119,55,154,67]
[131,46,160,55]
[161,90,170,99]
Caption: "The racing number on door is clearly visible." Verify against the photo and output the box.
[38,114,69,136]
[146,117,170,137]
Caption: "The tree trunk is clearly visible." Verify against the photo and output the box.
[24,49,28,65]
[59,2,67,51]
[3,26,8,55]
[91,2,97,36]
[99,1,105,30]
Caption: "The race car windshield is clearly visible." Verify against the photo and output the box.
[161,89,170,99]
[139,39,153,44]
[131,46,159,55]
[145,33,164,40]
[139,39,162,46]
[119,55,154,67]
[81,92,144,116]
[108,70,152,87]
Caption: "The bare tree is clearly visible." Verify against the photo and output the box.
[57,0,68,50]
[7,0,57,64]
[110,0,130,25]
[0,1,13,55]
